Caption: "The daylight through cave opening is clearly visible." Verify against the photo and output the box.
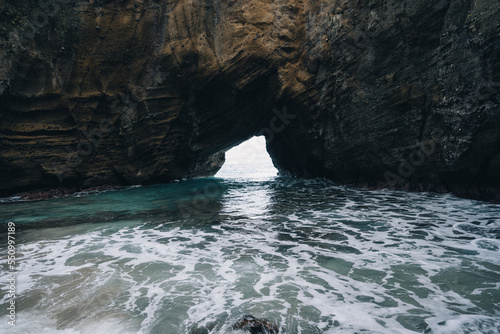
[215,136,278,179]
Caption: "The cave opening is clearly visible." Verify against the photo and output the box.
[215,136,278,179]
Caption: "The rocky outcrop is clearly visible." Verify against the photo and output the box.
[233,315,279,334]
[0,0,499,201]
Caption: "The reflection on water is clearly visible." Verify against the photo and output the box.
[0,165,499,334]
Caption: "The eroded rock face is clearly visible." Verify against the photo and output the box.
[0,0,499,201]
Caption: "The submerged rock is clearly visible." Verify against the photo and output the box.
[233,315,279,334]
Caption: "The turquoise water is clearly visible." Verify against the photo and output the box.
[1,164,499,333]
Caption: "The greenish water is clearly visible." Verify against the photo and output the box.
[1,164,499,333]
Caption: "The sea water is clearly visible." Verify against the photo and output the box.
[0,164,499,333]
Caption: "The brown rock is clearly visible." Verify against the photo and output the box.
[0,0,499,202]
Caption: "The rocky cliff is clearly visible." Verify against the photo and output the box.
[0,0,499,201]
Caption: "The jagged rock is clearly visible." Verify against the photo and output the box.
[0,0,499,201]
[233,315,279,334]
[194,152,226,178]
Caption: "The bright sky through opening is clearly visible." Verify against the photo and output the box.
[215,136,278,178]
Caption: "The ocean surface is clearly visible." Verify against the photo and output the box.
[1,163,500,334]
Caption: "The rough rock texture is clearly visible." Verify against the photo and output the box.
[233,314,279,334]
[0,0,499,201]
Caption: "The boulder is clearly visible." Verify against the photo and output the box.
[233,315,279,334]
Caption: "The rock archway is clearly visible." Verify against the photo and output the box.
[0,0,499,201]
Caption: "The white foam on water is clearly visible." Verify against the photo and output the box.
[1,178,499,333]
[426,314,500,334]
[11,311,140,334]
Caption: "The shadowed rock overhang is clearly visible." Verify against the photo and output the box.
[0,0,499,202]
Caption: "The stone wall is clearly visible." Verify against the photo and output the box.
[0,0,499,201]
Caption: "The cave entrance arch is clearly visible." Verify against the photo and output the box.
[215,136,278,179]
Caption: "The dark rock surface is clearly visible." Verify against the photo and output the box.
[0,0,499,201]
[233,315,279,334]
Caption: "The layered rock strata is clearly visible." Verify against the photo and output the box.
[0,0,499,201]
